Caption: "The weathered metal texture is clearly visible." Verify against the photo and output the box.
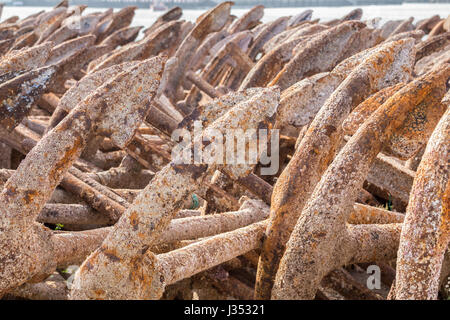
[341,8,363,21]
[0,66,56,131]
[204,170,249,213]
[190,30,228,72]
[247,16,289,61]
[53,0,68,8]
[429,19,445,37]
[324,8,362,28]
[92,17,113,42]
[45,199,267,268]
[182,87,263,130]
[145,102,179,136]
[389,17,415,37]
[67,4,87,15]
[0,27,14,41]
[254,39,415,300]
[206,269,254,300]
[228,5,264,34]
[278,74,338,128]
[83,149,125,170]
[44,36,97,94]
[0,122,41,156]
[70,87,279,300]
[386,29,425,43]
[58,170,126,223]
[206,87,280,179]
[415,44,450,77]
[394,106,449,300]
[10,31,37,51]
[124,133,170,172]
[383,71,448,159]
[365,155,413,209]
[349,203,404,225]
[207,30,253,69]
[338,27,384,61]
[58,61,139,114]
[0,57,164,295]
[416,15,441,34]
[405,144,425,171]
[37,203,111,226]
[186,71,221,99]
[92,59,165,150]
[236,173,273,205]
[22,117,47,136]
[218,41,255,90]
[157,94,185,121]
[34,8,68,45]
[96,6,136,43]
[45,34,95,67]
[100,25,142,49]
[16,15,37,30]
[8,276,69,300]
[444,14,450,32]
[46,14,101,45]
[415,32,450,62]
[261,22,311,52]
[346,64,448,160]
[0,38,13,54]
[14,24,34,37]
[161,2,233,102]
[272,65,443,300]
[72,45,115,81]
[2,12,18,23]
[88,167,153,189]
[321,268,383,300]
[287,9,313,28]
[91,21,181,73]
[343,83,405,135]
[136,153,241,218]
[45,106,66,134]
[275,40,387,129]
[241,24,328,89]
[270,21,366,90]
[157,198,268,245]
[0,41,53,75]
[143,6,182,37]
[184,38,252,110]
[380,20,403,40]
[52,228,112,267]
[0,142,11,169]
[156,220,267,297]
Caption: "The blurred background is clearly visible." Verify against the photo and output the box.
[0,1,449,35]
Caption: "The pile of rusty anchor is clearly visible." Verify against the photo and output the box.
[0,1,449,300]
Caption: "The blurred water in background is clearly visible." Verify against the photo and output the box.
[2,3,449,29]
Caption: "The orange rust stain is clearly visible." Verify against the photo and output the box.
[129,211,139,231]
[138,232,145,240]
[23,190,40,205]
[49,136,83,183]
[94,289,105,299]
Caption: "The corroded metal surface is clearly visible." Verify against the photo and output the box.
[394,105,449,299]
[269,21,366,90]
[272,65,447,300]
[0,56,164,295]
[0,5,449,301]
[255,38,415,300]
